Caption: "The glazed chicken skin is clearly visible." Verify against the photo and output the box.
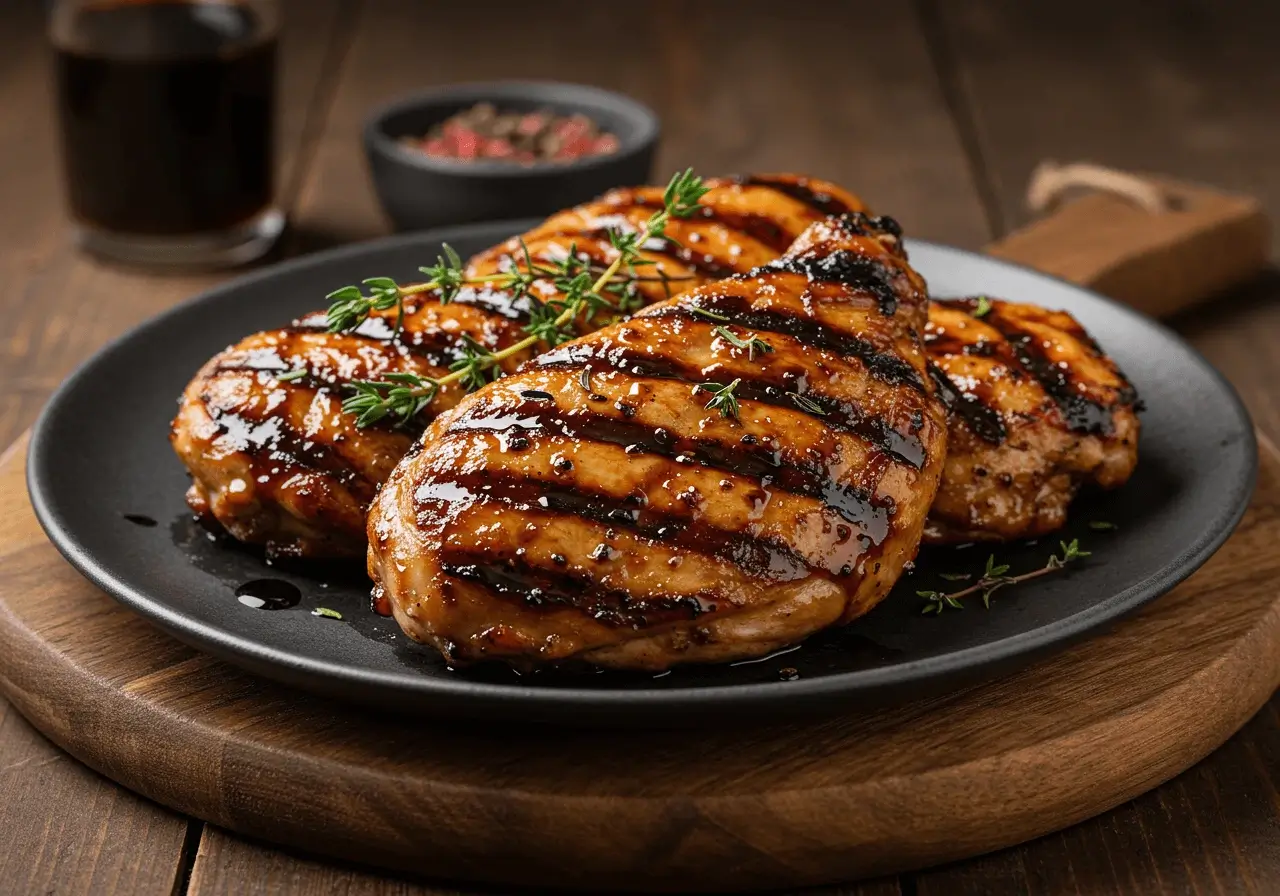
[366,214,949,670]
[171,175,869,557]
[923,297,1140,543]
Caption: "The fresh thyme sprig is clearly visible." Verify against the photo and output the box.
[342,373,440,428]
[689,305,731,322]
[696,379,742,420]
[337,169,710,426]
[787,391,827,416]
[919,539,1091,615]
[713,326,772,360]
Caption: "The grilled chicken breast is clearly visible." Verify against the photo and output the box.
[171,175,869,557]
[366,214,948,670]
[924,297,1140,543]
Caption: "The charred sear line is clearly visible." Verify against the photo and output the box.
[829,211,904,241]
[647,295,925,391]
[754,250,906,316]
[573,225,739,279]
[441,553,710,629]
[202,404,376,500]
[926,362,1006,445]
[603,194,793,252]
[422,470,810,581]
[987,318,1125,435]
[449,396,894,539]
[534,344,926,468]
[733,175,853,216]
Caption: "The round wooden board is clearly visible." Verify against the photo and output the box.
[1,432,1279,893]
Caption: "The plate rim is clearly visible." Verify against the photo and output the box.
[25,225,1260,715]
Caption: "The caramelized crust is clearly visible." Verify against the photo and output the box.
[366,215,949,670]
[170,175,867,557]
[923,298,1140,542]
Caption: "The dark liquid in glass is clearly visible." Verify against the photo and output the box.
[55,1,275,236]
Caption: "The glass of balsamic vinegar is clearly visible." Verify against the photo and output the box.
[50,0,283,267]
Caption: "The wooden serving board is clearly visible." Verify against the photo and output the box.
[0,173,1276,892]
[1,433,1278,892]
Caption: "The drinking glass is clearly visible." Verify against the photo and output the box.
[50,0,283,267]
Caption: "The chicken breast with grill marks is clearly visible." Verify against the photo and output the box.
[924,297,1140,543]
[170,175,869,558]
[366,214,948,670]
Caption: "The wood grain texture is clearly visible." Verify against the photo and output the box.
[0,429,1277,892]
[288,0,990,250]
[926,0,1280,254]
[987,176,1270,318]
[0,675,190,896]
[186,825,905,896]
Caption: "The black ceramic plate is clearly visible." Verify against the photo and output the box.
[27,221,1257,725]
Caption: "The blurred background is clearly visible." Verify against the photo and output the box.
[4,2,1280,893]
[6,0,1278,444]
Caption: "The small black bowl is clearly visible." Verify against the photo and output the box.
[363,81,660,232]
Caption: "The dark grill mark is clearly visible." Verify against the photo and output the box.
[927,362,1006,445]
[536,342,925,468]
[573,225,739,279]
[601,191,794,252]
[734,175,853,216]
[644,294,925,392]
[830,211,904,240]
[441,553,709,629]
[421,470,811,581]
[754,250,907,316]
[447,395,895,541]
[979,315,1133,435]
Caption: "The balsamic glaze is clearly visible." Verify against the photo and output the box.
[448,401,893,541]
[122,512,158,527]
[756,250,905,316]
[441,554,708,629]
[235,578,301,610]
[538,342,926,468]
[204,405,375,501]
[647,296,925,392]
[926,362,1006,445]
[422,469,812,581]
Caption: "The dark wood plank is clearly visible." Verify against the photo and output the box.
[0,690,191,895]
[926,0,1280,251]
[188,827,450,896]
[187,826,904,896]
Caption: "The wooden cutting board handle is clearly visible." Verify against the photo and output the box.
[984,161,1271,316]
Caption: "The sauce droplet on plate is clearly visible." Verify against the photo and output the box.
[122,513,157,527]
[235,578,301,610]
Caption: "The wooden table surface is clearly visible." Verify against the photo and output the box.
[3,1,1279,893]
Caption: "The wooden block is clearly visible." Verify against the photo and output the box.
[986,172,1270,316]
